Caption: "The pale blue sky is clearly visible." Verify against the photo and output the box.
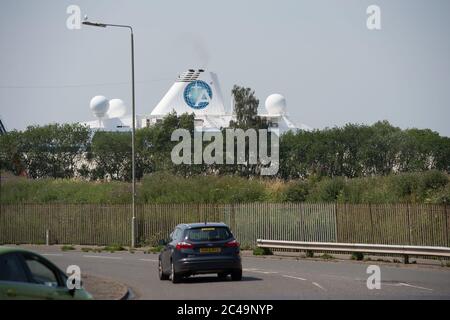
[1,0,449,136]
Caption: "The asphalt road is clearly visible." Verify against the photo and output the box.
[17,245,450,300]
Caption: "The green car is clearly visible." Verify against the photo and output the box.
[0,247,92,300]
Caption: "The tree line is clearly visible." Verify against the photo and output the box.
[1,117,449,181]
[1,85,449,181]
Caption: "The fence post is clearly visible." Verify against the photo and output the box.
[131,215,136,248]
[445,204,449,247]
[407,203,412,245]
[230,203,236,234]
[369,203,374,243]
[334,202,338,243]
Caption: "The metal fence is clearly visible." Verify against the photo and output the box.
[0,203,449,248]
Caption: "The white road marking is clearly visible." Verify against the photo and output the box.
[312,282,326,291]
[384,282,433,291]
[139,258,158,262]
[282,275,307,281]
[83,255,123,260]
[42,253,63,257]
[243,269,278,274]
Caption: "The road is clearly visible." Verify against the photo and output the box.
[19,245,450,300]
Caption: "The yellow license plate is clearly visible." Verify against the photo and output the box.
[200,247,221,253]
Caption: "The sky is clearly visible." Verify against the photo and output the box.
[0,0,449,136]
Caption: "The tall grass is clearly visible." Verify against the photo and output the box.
[1,170,449,204]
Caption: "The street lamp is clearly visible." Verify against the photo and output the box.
[83,18,137,248]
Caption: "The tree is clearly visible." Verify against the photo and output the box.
[360,121,403,175]
[0,130,25,175]
[225,85,271,177]
[17,124,90,179]
[90,131,132,181]
[229,85,261,129]
[137,112,198,177]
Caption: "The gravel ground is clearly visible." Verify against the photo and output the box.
[82,274,128,300]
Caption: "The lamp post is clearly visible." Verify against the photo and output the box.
[83,19,137,248]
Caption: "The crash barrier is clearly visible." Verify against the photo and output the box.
[257,239,450,262]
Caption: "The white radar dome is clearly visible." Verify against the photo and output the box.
[107,99,127,118]
[265,94,287,115]
[90,96,110,118]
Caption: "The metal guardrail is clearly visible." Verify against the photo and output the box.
[257,239,450,258]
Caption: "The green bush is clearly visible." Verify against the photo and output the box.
[390,173,420,199]
[351,252,364,261]
[284,181,310,202]
[1,171,449,205]
[253,247,273,256]
[426,184,450,204]
[307,177,346,202]
[0,177,131,204]
[103,244,125,252]
[148,245,164,253]
[139,172,266,203]
[419,170,448,192]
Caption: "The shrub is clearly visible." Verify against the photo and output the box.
[426,184,450,204]
[420,170,448,190]
[308,177,346,202]
[103,244,125,252]
[320,253,334,260]
[351,252,364,260]
[253,247,273,256]
[139,172,266,203]
[284,181,310,202]
[148,245,164,253]
[0,178,131,204]
[1,171,449,205]
[390,173,420,200]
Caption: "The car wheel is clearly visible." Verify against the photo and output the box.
[159,260,169,280]
[231,269,242,281]
[170,261,181,284]
[218,272,228,280]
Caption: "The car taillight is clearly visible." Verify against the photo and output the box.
[176,242,193,250]
[225,240,240,248]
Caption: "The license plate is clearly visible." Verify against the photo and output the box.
[200,247,221,253]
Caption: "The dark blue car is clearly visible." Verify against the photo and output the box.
[158,222,242,283]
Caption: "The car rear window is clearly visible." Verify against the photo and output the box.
[185,227,232,242]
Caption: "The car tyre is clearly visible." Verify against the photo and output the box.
[218,272,228,280]
[231,269,242,281]
[171,261,181,284]
[159,260,169,280]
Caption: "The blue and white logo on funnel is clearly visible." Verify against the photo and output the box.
[183,80,213,110]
